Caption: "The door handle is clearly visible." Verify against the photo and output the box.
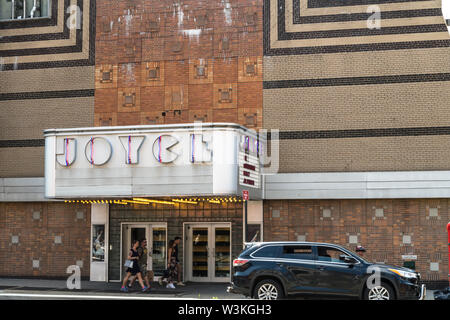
[317,265,325,271]
[276,262,284,267]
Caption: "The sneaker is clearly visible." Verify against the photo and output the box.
[120,286,129,292]
[166,283,176,289]
[142,286,149,292]
[177,282,186,286]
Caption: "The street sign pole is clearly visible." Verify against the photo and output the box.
[244,199,248,244]
[243,190,249,247]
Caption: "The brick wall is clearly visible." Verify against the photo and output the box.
[263,0,450,173]
[108,201,243,281]
[264,199,449,283]
[0,1,95,177]
[95,0,263,129]
[0,202,91,278]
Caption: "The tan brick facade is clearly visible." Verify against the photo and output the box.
[0,0,95,177]
[0,1,95,278]
[263,0,450,173]
[0,202,91,278]
[274,135,450,173]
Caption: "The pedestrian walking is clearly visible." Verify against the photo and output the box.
[162,240,178,289]
[173,236,185,286]
[121,239,149,292]
[128,238,151,290]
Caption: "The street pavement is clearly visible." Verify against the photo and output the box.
[0,278,435,300]
[0,278,246,300]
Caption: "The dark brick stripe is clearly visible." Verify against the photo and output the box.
[279,24,447,41]
[264,39,450,56]
[0,29,70,43]
[294,2,442,24]
[308,0,429,8]
[0,139,44,148]
[263,73,450,89]
[264,0,450,56]
[0,89,95,101]
[271,126,450,140]
[0,59,93,70]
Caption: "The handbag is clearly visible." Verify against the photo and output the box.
[124,259,134,268]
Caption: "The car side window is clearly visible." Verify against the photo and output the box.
[252,245,280,258]
[281,245,313,260]
[317,246,347,263]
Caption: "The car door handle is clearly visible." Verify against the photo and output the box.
[276,262,284,267]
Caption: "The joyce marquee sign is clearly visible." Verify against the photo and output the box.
[44,123,264,199]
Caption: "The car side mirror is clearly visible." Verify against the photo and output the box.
[339,254,357,264]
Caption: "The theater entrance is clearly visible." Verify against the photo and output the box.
[121,223,167,280]
[184,223,232,282]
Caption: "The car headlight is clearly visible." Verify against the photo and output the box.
[388,268,417,279]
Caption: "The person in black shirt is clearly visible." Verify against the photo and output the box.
[120,240,149,292]
[173,236,185,286]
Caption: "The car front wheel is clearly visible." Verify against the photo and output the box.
[253,279,284,300]
[364,282,396,300]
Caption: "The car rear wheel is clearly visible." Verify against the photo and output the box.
[364,282,396,300]
[253,279,284,300]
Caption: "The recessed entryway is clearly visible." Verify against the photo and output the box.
[184,222,231,283]
[120,223,168,281]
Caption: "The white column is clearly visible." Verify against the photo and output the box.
[90,203,109,281]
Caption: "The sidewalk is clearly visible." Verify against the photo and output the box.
[0,277,435,300]
[0,278,246,299]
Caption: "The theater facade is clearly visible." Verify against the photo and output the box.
[1,0,450,288]
[44,123,264,282]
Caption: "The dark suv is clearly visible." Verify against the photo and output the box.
[227,242,426,300]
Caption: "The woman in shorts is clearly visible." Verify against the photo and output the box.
[120,239,149,292]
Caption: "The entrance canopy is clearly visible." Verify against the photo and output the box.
[44,123,263,199]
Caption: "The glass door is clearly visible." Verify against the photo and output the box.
[151,227,167,277]
[186,224,231,282]
[121,223,167,280]
[191,227,209,281]
[214,227,231,280]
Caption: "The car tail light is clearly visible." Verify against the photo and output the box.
[233,259,249,267]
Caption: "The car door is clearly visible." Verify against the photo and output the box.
[314,245,362,297]
[277,244,317,294]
